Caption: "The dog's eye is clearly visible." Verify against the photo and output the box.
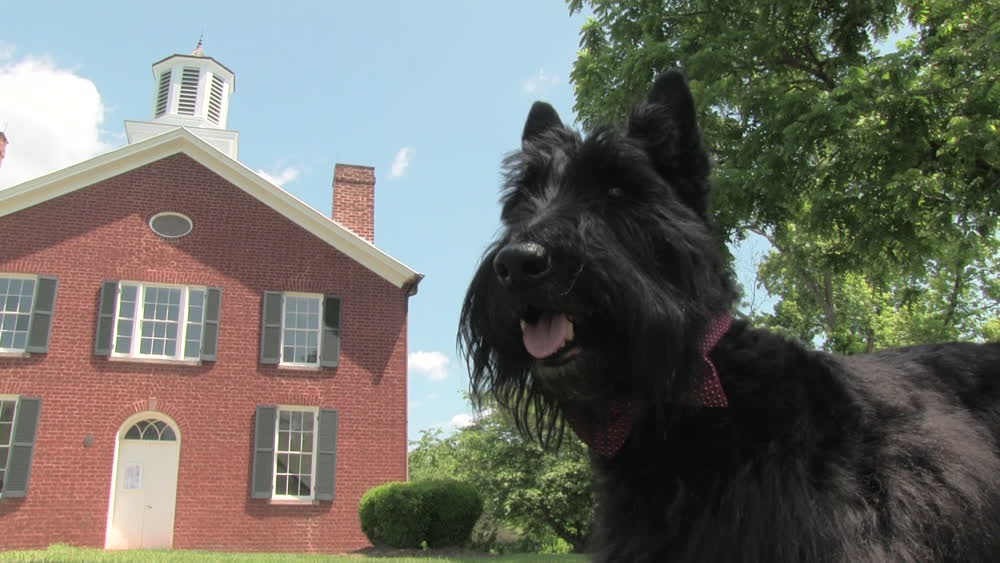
[608,186,625,198]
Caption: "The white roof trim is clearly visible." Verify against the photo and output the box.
[0,127,422,291]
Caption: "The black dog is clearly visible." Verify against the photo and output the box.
[459,71,1000,562]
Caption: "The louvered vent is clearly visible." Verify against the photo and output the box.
[207,75,225,124]
[154,70,171,118]
[177,67,201,116]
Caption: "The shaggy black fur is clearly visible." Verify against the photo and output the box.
[458,70,1000,562]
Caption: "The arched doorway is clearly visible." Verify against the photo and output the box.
[105,413,181,549]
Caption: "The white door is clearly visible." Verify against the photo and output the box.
[107,418,180,549]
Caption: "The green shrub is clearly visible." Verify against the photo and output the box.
[417,479,484,548]
[358,481,426,548]
[358,479,483,549]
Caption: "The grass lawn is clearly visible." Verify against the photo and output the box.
[0,544,588,562]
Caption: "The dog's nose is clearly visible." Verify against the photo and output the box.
[493,242,552,288]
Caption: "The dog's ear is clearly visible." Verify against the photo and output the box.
[628,70,712,216]
[522,102,563,147]
[646,70,698,132]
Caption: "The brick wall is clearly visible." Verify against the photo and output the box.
[0,153,409,553]
[332,164,375,243]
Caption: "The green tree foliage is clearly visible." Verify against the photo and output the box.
[567,0,999,352]
[408,410,595,553]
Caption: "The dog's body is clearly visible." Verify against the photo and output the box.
[460,71,1000,562]
[593,332,1000,562]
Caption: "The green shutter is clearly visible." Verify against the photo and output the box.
[251,405,277,499]
[201,287,222,361]
[94,281,118,356]
[260,292,283,365]
[314,408,339,501]
[1,396,41,498]
[320,296,342,368]
[26,277,58,353]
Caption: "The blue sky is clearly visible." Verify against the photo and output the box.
[0,1,770,442]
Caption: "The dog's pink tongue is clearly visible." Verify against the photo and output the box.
[522,314,570,359]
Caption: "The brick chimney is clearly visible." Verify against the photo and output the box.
[332,164,375,243]
[0,132,8,169]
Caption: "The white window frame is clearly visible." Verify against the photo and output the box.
[279,292,324,368]
[111,281,206,362]
[0,395,18,493]
[272,406,319,501]
[0,274,38,354]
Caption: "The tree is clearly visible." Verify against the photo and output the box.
[567,0,999,352]
[408,410,595,553]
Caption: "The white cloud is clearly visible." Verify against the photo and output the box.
[521,68,561,96]
[389,146,413,178]
[255,166,300,187]
[449,408,492,429]
[408,350,450,381]
[0,52,112,189]
[420,408,490,436]
[451,413,475,428]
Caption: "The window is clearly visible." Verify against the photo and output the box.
[0,398,16,491]
[114,283,202,359]
[0,278,33,351]
[0,396,41,498]
[282,295,320,365]
[123,418,177,441]
[95,281,221,362]
[149,212,193,238]
[251,405,339,502]
[260,292,341,367]
[0,275,57,354]
[274,407,316,499]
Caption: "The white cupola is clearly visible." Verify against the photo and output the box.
[150,39,235,129]
[125,39,240,159]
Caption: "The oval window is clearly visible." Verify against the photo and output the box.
[149,212,193,238]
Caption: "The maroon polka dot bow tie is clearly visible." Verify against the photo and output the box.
[566,313,733,457]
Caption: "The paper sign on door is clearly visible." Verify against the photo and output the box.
[124,463,142,490]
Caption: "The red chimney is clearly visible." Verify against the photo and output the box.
[332,163,375,243]
[0,132,8,169]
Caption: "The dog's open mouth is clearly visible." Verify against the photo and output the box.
[520,310,582,365]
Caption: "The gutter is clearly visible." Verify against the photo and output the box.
[403,273,425,297]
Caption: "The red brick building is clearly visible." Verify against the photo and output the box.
[0,46,421,552]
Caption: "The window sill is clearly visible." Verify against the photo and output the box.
[108,356,202,367]
[0,350,30,358]
[277,364,322,372]
[268,498,318,506]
